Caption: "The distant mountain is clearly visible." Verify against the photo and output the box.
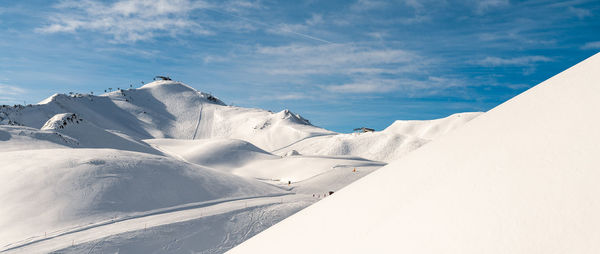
[1,80,331,151]
[273,112,482,162]
[0,80,480,162]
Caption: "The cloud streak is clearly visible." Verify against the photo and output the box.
[324,80,398,93]
[477,56,553,67]
[581,41,600,50]
[0,84,26,104]
[37,0,212,42]
[0,84,26,96]
[254,43,418,76]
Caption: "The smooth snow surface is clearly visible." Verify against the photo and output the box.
[230,53,600,254]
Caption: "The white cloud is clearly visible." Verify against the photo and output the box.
[275,93,308,100]
[581,41,600,50]
[0,84,26,104]
[568,6,592,19]
[242,43,441,95]
[306,14,324,26]
[37,0,213,42]
[255,43,418,76]
[325,81,398,93]
[95,47,161,58]
[222,0,262,13]
[475,0,509,14]
[0,84,26,96]
[323,76,471,95]
[350,0,388,11]
[203,55,231,64]
[477,56,552,67]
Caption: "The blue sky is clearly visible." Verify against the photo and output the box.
[0,0,599,132]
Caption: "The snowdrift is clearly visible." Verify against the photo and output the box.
[230,54,600,253]
[0,149,285,247]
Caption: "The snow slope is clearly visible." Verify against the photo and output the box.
[230,53,600,253]
[41,113,161,155]
[273,112,481,162]
[145,138,279,170]
[4,195,309,254]
[0,149,285,248]
[0,125,74,151]
[192,105,332,151]
[145,138,385,185]
[232,155,385,184]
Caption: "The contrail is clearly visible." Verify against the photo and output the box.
[207,8,334,44]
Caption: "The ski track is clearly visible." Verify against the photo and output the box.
[269,133,337,154]
[192,94,203,140]
[1,194,301,254]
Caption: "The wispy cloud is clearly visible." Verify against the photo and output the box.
[0,84,26,104]
[324,80,398,93]
[305,13,324,26]
[350,0,388,11]
[203,55,231,64]
[222,0,262,13]
[477,56,553,67]
[321,75,476,98]
[568,6,592,19]
[0,84,26,95]
[581,41,600,50]
[475,0,510,14]
[36,0,212,42]
[275,93,308,100]
[254,43,418,76]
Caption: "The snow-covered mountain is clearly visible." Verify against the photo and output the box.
[1,80,331,151]
[273,112,482,162]
[0,79,480,253]
[229,54,600,253]
[0,80,480,161]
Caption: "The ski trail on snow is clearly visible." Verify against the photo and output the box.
[1,194,300,254]
[269,133,337,154]
[192,95,203,140]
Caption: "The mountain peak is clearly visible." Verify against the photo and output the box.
[138,80,226,106]
[140,80,189,89]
